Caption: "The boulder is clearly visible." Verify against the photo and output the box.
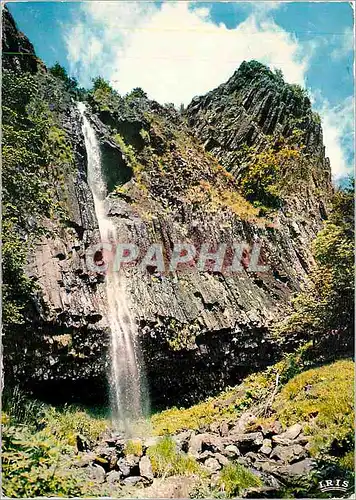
[173,430,192,452]
[88,464,106,483]
[225,432,264,452]
[271,424,302,446]
[198,450,215,461]
[260,439,272,456]
[270,444,306,463]
[259,420,283,437]
[143,436,160,449]
[94,446,118,470]
[282,424,302,440]
[229,412,257,435]
[122,476,144,486]
[106,470,122,484]
[189,433,223,456]
[223,444,240,458]
[214,452,229,466]
[139,455,154,480]
[117,458,131,477]
[75,451,96,467]
[204,457,221,473]
[243,486,282,498]
[255,458,315,481]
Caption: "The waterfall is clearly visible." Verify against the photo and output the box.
[77,102,148,434]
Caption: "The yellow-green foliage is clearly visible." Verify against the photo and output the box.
[2,398,112,498]
[217,463,262,497]
[152,366,276,435]
[45,405,109,446]
[236,133,309,210]
[124,439,143,457]
[186,180,260,221]
[2,417,83,498]
[147,436,202,477]
[114,133,147,192]
[272,360,354,466]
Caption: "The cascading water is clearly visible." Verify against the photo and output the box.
[77,102,148,434]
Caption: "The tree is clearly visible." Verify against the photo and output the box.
[49,62,78,93]
[275,182,354,356]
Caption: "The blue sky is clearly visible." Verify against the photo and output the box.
[7,1,354,180]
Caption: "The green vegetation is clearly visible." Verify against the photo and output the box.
[217,462,262,497]
[2,389,111,498]
[126,87,148,100]
[234,133,310,211]
[124,439,144,457]
[147,436,202,477]
[186,179,260,221]
[49,62,79,94]
[2,421,84,498]
[88,76,120,112]
[275,184,354,352]
[272,360,354,468]
[2,70,74,327]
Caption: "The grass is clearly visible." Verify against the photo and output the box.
[147,436,203,477]
[217,462,262,497]
[124,438,143,457]
[45,404,110,446]
[271,359,354,467]
[2,390,113,498]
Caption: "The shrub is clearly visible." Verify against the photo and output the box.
[147,436,202,477]
[124,439,143,457]
[45,405,109,446]
[217,462,262,497]
[2,422,83,498]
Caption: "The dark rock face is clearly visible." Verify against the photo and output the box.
[2,6,39,73]
[5,101,111,404]
[185,61,330,175]
[3,14,333,407]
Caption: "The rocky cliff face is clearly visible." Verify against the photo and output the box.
[2,9,333,407]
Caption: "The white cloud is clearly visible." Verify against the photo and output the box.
[65,1,308,103]
[314,95,354,180]
[64,1,353,180]
[331,27,353,60]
